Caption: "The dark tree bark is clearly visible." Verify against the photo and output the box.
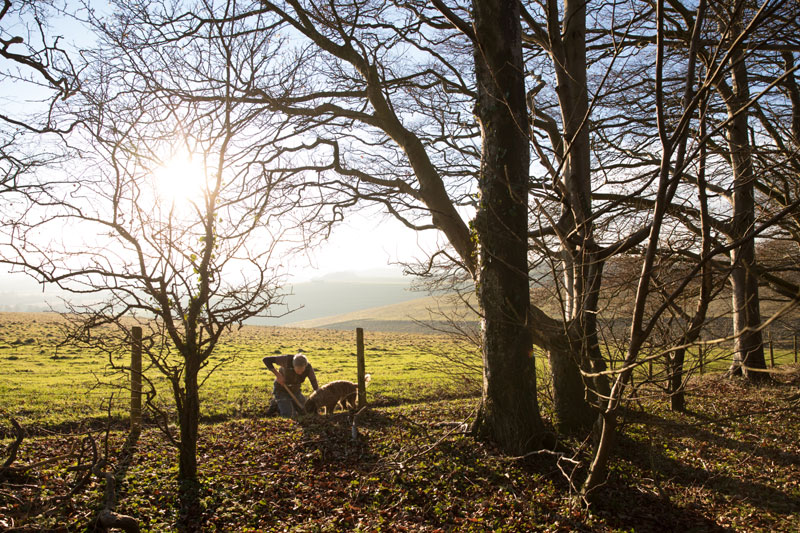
[176,366,201,528]
[470,0,545,453]
[725,12,768,383]
[545,0,604,433]
[178,364,200,484]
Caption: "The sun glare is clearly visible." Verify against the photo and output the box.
[153,152,208,209]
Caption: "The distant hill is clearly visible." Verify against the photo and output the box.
[0,270,427,326]
[285,284,582,334]
[287,292,481,334]
[249,272,424,326]
[0,275,97,312]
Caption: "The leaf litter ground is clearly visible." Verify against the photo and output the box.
[2,369,799,532]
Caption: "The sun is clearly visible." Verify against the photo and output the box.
[153,152,208,209]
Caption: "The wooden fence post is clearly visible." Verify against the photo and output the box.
[356,327,366,408]
[699,345,705,375]
[130,326,142,430]
[769,331,774,368]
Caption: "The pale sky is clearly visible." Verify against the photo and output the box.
[281,211,441,282]
[0,206,440,283]
[0,2,447,302]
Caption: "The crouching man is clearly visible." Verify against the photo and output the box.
[263,353,319,417]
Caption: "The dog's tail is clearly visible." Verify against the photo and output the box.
[364,374,372,386]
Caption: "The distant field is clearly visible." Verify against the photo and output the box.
[286,291,481,332]
[2,311,797,432]
[0,312,481,430]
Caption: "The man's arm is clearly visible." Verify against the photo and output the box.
[308,366,319,391]
[262,355,289,384]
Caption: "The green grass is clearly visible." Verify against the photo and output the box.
[3,312,797,429]
[0,312,480,429]
[3,311,800,532]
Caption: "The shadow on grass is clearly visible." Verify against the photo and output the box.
[626,408,800,495]
[292,407,393,470]
[681,408,800,472]
[592,479,729,533]
[601,411,800,529]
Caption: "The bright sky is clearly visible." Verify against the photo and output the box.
[148,146,440,282]
[284,212,441,282]
[0,2,448,301]
[0,211,440,314]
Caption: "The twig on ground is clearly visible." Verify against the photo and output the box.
[375,411,474,473]
[351,406,367,441]
[87,398,141,532]
[1,413,24,473]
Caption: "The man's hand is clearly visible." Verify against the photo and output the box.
[274,371,286,385]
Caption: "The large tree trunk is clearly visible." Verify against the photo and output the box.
[177,356,201,530]
[547,343,594,432]
[725,27,768,383]
[470,0,545,454]
[544,0,601,433]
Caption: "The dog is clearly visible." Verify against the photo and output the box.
[305,375,371,415]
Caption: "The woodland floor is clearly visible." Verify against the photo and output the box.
[1,368,799,532]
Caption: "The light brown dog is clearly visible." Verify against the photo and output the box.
[305,376,370,415]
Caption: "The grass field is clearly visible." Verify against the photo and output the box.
[2,311,798,429]
[0,312,481,430]
[2,311,800,531]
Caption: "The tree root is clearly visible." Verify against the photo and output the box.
[87,428,141,532]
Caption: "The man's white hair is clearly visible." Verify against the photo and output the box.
[292,353,308,368]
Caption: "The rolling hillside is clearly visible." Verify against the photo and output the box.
[287,292,480,334]
[286,284,575,334]
[253,275,420,325]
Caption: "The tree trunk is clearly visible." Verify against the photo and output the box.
[578,254,610,415]
[547,343,594,433]
[177,356,201,530]
[668,348,687,411]
[550,254,606,433]
[528,302,597,434]
[544,0,600,431]
[470,0,545,454]
[670,84,712,412]
[729,260,767,381]
[178,389,199,483]
[725,27,768,383]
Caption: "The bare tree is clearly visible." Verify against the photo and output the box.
[581,0,800,497]
[2,4,311,525]
[0,0,78,194]
[648,0,800,382]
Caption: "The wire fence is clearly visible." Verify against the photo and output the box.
[2,322,797,434]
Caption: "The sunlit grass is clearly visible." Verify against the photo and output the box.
[0,313,479,428]
[2,312,797,429]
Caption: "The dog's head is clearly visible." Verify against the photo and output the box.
[304,397,318,414]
